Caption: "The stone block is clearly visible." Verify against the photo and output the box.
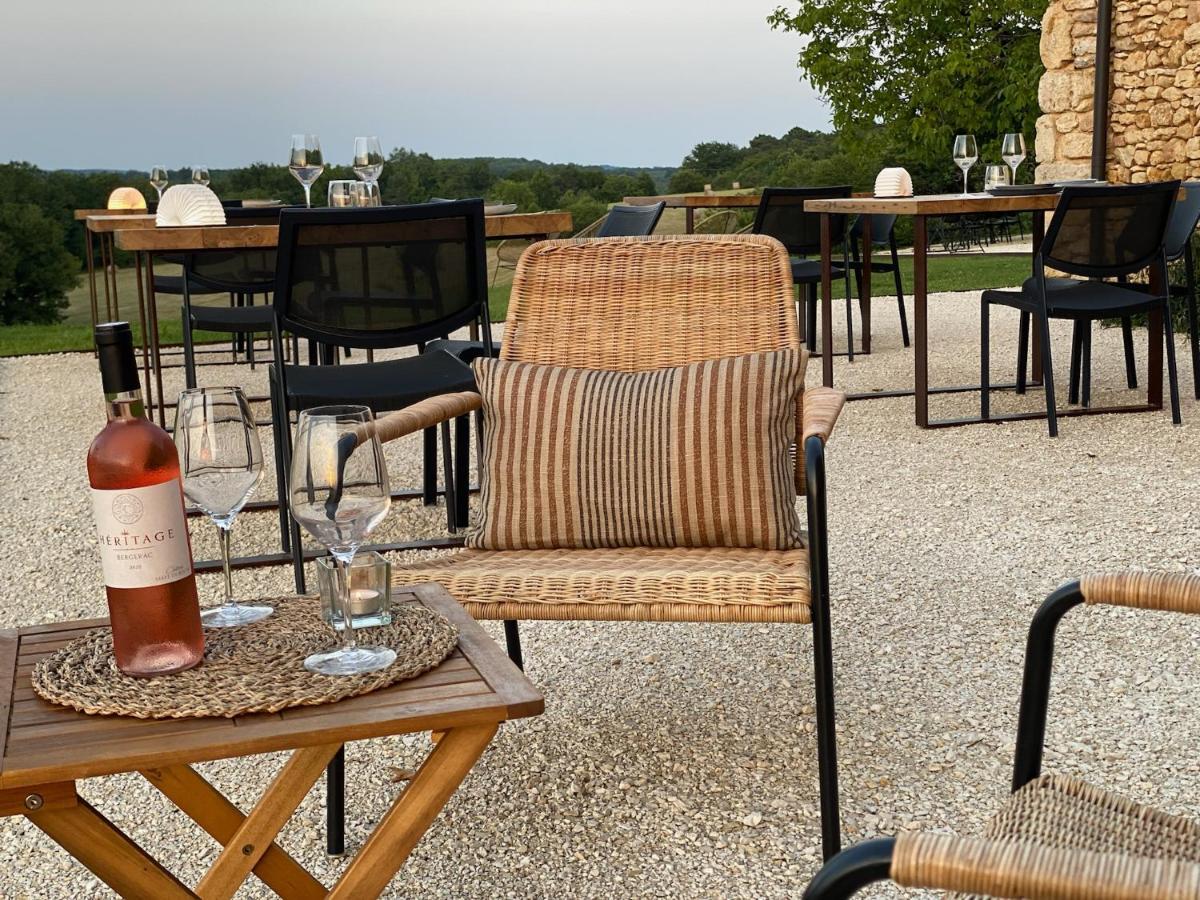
[1041,5,1074,66]
[1039,70,1073,112]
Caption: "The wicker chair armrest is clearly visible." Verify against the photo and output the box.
[1080,572,1200,616]
[802,387,847,445]
[892,832,1200,899]
[366,392,482,445]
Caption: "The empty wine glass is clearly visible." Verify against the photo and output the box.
[288,134,325,209]
[191,167,210,187]
[352,136,384,185]
[953,135,979,195]
[174,387,271,627]
[288,405,394,675]
[149,166,169,202]
[1001,133,1027,185]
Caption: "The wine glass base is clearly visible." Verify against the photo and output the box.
[201,603,273,628]
[304,645,396,676]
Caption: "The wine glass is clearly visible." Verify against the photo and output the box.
[352,136,384,185]
[953,135,978,195]
[288,405,394,675]
[1001,133,1027,185]
[149,166,169,202]
[191,167,210,187]
[288,134,325,209]
[174,387,271,627]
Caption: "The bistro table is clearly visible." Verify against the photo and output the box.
[73,208,146,341]
[0,582,542,899]
[805,191,1170,429]
[92,210,573,428]
[622,192,761,233]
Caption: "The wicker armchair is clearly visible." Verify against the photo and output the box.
[805,571,1200,898]
[368,234,848,857]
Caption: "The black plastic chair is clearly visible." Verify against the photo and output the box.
[980,182,1182,437]
[595,201,665,237]
[269,200,490,589]
[845,214,910,348]
[752,186,855,358]
[180,208,288,386]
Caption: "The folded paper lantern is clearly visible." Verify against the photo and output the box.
[874,167,914,198]
[155,184,226,227]
[106,187,147,211]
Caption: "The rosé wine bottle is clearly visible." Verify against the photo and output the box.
[87,322,203,676]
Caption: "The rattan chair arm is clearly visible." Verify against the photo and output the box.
[892,832,1200,899]
[366,392,483,445]
[802,388,847,445]
[1080,572,1200,616]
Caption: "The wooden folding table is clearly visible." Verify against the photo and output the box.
[0,583,543,898]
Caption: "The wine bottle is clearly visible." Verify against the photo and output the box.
[87,322,204,676]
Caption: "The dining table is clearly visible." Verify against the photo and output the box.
[622,191,761,233]
[804,190,1173,429]
[89,209,573,429]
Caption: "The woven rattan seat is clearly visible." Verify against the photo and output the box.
[394,546,811,623]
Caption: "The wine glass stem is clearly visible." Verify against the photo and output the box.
[218,521,236,609]
[303,183,312,209]
[1010,164,1019,184]
[333,554,358,652]
[963,168,969,195]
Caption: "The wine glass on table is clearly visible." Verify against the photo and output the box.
[352,136,385,186]
[174,386,272,627]
[288,405,394,675]
[191,166,211,187]
[288,134,325,208]
[953,135,978,195]
[149,166,169,202]
[1001,133,1027,185]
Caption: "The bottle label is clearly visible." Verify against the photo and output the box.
[90,480,194,589]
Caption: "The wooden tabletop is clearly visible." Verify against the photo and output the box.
[100,210,572,246]
[73,208,145,221]
[803,191,1065,215]
[0,583,542,790]
[623,193,762,209]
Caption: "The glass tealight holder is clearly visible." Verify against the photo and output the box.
[984,165,1011,191]
[316,551,392,629]
[327,180,357,208]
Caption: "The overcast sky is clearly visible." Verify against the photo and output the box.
[0,0,830,171]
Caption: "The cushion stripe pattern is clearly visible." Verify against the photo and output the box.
[468,349,805,551]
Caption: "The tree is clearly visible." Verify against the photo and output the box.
[0,204,79,325]
[668,168,707,193]
[769,0,1042,190]
[680,142,744,178]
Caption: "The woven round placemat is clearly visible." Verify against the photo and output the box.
[31,597,459,719]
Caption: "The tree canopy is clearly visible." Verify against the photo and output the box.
[768,0,1043,190]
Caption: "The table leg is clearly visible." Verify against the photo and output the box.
[194,742,340,900]
[84,228,100,352]
[913,216,929,427]
[141,763,326,899]
[98,230,114,320]
[685,207,695,234]
[145,253,168,428]
[1031,211,1045,383]
[105,234,120,321]
[861,215,873,355]
[134,252,154,415]
[28,797,193,898]
[820,213,834,387]
[327,723,499,899]
[1148,259,1165,409]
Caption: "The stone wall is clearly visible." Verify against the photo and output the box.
[1035,0,1200,182]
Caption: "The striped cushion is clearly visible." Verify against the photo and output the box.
[468,349,805,550]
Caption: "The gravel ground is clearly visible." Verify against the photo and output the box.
[0,292,1198,898]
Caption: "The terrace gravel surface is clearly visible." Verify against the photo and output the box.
[0,291,1198,898]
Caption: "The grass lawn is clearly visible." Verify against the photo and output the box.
[1,253,1031,358]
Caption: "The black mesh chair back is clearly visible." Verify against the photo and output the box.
[273,199,488,350]
[185,206,287,293]
[1042,182,1180,278]
[849,213,897,246]
[753,186,852,256]
[1164,181,1200,260]
[595,202,665,237]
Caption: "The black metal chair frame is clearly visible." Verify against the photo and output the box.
[980,183,1182,437]
[846,214,910,349]
[595,201,666,237]
[802,579,1172,898]
[753,186,856,359]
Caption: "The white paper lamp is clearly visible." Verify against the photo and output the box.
[106,187,147,210]
[155,185,226,227]
[874,168,914,198]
